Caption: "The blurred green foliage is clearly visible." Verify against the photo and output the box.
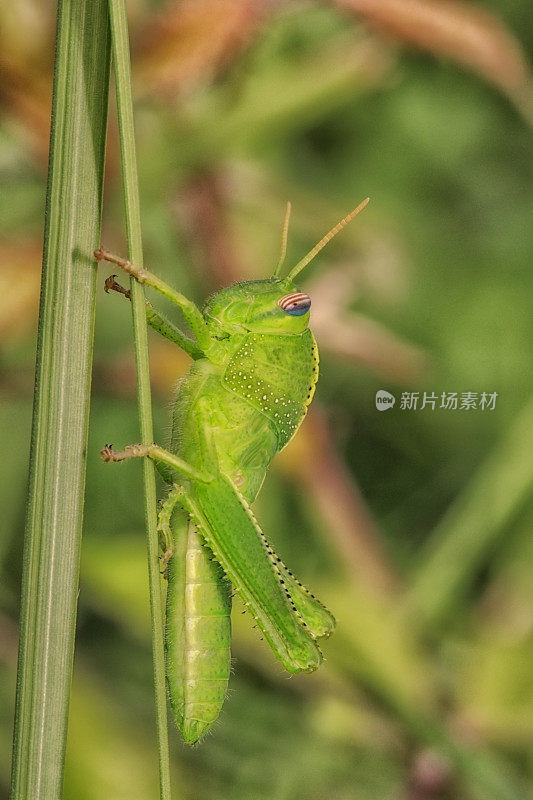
[1,2,532,799]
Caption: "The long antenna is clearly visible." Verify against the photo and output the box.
[273,201,292,277]
[286,197,369,282]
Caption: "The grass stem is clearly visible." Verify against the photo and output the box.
[107,2,172,798]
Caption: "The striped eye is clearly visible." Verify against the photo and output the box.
[278,293,311,316]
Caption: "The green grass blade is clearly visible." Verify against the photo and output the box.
[107,2,171,797]
[10,1,111,798]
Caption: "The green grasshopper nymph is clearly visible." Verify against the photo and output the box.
[96,196,369,744]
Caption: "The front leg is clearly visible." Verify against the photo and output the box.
[104,274,203,359]
[94,247,214,355]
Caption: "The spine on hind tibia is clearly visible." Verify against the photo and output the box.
[165,508,232,744]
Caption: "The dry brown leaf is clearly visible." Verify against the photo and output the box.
[175,171,248,288]
[0,4,55,165]
[332,0,533,105]
[0,241,42,342]
[0,59,52,165]
[134,0,272,98]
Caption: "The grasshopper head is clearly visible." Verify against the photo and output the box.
[203,279,311,336]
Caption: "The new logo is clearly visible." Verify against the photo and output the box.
[375,390,396,411]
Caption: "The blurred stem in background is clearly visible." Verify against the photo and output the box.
[10,1,110,798]
[406,398,533,628]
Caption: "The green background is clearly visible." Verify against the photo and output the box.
[1,1,532,798]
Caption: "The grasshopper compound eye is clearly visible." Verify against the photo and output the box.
[278,293,311,316]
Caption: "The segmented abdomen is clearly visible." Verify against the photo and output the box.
[165,509,231,744]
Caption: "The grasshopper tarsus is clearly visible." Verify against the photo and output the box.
[100,443,146,462]
[100,444,116,462]
[104,273,131,299]
[103,273,115,292]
